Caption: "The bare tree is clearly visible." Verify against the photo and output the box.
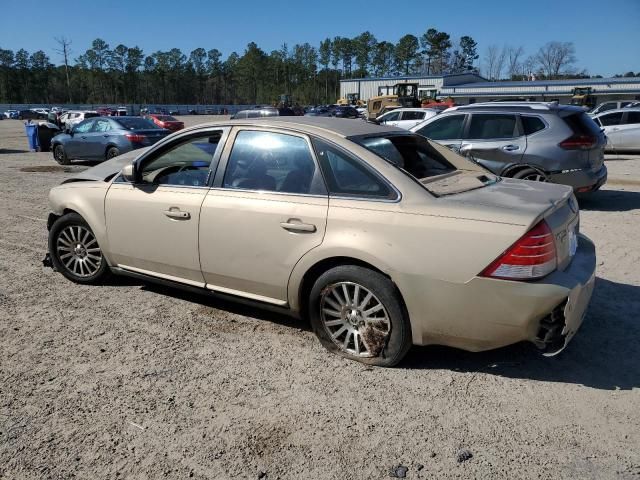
[534,41,577,79]
[506,46,524,80]
[54,36,72,103]
[483,45,507,80]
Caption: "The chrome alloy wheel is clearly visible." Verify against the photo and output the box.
[320,282,391,357]
[56,225,103,277]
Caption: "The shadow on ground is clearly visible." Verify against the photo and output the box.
[579,189,640,212]
[403,277,640,391]
[0,148,30,154]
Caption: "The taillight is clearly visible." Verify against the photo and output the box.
[480,220,557,281]
[125,133,146,143]
[559,134,596,150]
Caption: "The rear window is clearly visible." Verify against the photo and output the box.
[115,117,160,130]
[563,112,602,136]
[156,115,177,121]
[84,112,99,119]
[356,135,456,180]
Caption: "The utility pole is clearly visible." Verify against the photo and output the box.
[54,37,72,103]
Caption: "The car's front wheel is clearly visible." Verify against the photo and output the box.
[53,144,69,165]
[309,265,412,367]
[48,213,110,284]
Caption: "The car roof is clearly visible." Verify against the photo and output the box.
[183,116,404,138]
[593,107,640,116]
[383,107,438,113]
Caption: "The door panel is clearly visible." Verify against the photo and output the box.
[105,184,207,284]
[199,190,327,303]
[460,113,525,174]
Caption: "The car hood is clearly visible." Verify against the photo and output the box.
[61,148,149,183]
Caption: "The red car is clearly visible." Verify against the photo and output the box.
[145,114,184,132]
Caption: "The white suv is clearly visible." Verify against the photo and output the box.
[59,110,100,129]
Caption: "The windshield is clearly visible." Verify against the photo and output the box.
[352,134,494,196]
[115,117,160,130]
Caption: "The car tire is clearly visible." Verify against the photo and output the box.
[106,146,120,160]
[308,265,412,367]
[48,213,110,285]
[53,144,69,165]
[512,167,548,182]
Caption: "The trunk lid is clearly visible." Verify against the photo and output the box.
[442,177,579,270]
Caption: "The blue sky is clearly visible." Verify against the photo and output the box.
[2,0,638,76]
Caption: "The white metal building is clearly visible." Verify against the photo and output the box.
[340,74,640,105]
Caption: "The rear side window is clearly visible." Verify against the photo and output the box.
[312,138,395,200]
[415,114,465,140]
[402,111,425,121]
[625,112,640,124]
[598,112,623,126]
[521,116,546,135]
[467,114,518,139]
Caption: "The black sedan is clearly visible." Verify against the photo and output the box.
[51,116,170,164]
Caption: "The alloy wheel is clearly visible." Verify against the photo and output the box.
[522,172,547,182]
[56,225,103,277]
[320,282,391,357]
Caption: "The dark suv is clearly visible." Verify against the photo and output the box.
[411,102,607,193]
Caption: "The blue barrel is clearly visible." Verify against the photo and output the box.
[25,123,39,151]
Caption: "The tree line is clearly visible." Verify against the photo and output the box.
[0,30,599,106]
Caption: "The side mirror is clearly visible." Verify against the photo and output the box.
[121,162,136,183]
[459,144,473,156]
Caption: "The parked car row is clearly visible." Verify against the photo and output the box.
[591,108,640,152]
[44,116,597,367]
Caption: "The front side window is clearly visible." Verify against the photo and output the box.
[599,112,623,126]
[380,111,400,122]
[312,138,395,200]
[415,115,465,140]
[467,114,518,139]
[223,130,324,195]
[93,119,112,133]
[74,119,94,133]
[139,132,224,186]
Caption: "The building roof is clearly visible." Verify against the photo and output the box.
[450,76,640,89]
[340,72,488,83]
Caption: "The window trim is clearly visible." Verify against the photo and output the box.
[311,136,401,203]
[212,126,328,198]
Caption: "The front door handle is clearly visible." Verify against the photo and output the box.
[164,208,191,220]
[502,144,520,151]
[280,219,316,233]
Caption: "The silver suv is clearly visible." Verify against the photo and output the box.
[410,102,607,193]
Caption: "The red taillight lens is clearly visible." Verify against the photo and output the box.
[480,220,557,281]
[559,134,596,150]
[125,134,146,143]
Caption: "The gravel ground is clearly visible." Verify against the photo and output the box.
[1,117,639,479]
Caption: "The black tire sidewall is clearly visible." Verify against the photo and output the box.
[106,147,119,159]
[48,213,109,284]
[54,145,69,165]
[309,265,412,367]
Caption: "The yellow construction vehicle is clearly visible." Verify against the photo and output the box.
[570,87,596,109]
[366,83,421,120]
[337,93,365,107]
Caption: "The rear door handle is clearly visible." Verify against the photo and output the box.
[164,208,191,220]
[280,219,316,233]
[502,144,520,151]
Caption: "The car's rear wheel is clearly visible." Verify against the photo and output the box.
[53,144,69,165]
[513,167,548,182]
[48,213,110,284]
[309,265,412,367]
[106,146,120,160]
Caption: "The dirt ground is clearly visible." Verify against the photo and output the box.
[1,116,639,480]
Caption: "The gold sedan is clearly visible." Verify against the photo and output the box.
[45,117,596,366]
